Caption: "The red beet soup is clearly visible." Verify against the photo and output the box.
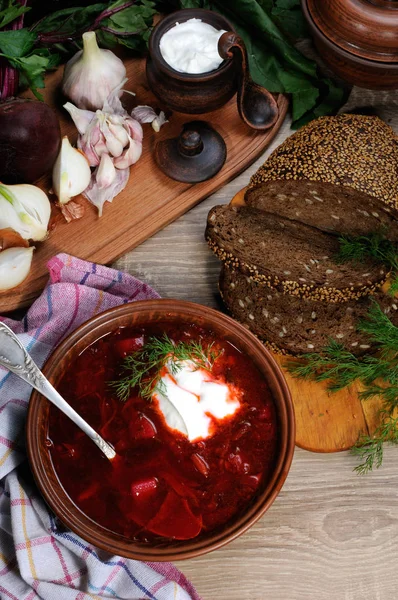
[47,321,279,542]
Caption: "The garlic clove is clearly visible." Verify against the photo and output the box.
[62,31,127,111]
[84,166,129,217]
[108,122,129,148]
[131,106,168,132]
[0,246,34,291]
[113,137,142,169]
[99,115,124,158]
[96,154,116,189]
[0,183,51,241]
[125,117,143,144]
[52,136,91,205]
[63,102,95,135]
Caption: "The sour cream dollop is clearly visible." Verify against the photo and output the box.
[153,360,241,441]
[159,18,227,75]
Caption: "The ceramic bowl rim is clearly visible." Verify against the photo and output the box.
[26,299,295,561]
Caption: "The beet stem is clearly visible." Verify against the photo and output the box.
[37,1,137,45]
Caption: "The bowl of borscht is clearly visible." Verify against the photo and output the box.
[27,299,295,560]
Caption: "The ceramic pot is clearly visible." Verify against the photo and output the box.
[146,9,237,114]
[301,0,398,89]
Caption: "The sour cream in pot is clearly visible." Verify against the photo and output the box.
[159,18,227,74]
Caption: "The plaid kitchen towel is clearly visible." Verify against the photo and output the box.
[0,254,201,600]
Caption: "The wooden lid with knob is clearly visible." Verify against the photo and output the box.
[307,0,398,62]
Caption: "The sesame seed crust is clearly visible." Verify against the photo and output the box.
[205,205,387,303]
[248,114,398,210]
[219,267,398,356]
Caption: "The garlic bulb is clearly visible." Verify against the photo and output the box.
[52,136,91,205]
[0,246,34,291]
[62,31,126,111]
[0,183,51,241]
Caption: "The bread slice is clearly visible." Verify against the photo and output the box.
[245,179,398,241]
[219,266,398,356]
[248,114,398,210]
[206,205,387,303]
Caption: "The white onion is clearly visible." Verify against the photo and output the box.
[0,183,51,241]
[0,247,34,291]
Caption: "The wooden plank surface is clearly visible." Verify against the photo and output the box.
[0,56,287,312]
[113,91,398,599]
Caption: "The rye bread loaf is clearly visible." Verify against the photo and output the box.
[206,205,387,303]
[245,179,398,241]
[219,266,398,356]
[248,114,398,210]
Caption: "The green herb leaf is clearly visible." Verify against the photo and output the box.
[335,233,398,296]
[0,28,36,58]
[0,1,30,29]
[271,1,308,40]
[110,334,222,402]
[351,415,398,474]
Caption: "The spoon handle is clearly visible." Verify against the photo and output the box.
[0,322,116,460]
[218,31,279,131]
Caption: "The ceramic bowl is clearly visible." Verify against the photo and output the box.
[146,9,237,113]
[301,0,398,89]
[26,299,295,561]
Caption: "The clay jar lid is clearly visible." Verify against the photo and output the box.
[307,0,398,62]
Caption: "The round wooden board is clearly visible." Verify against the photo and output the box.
[0,57,288,313]
[230,188,385,453]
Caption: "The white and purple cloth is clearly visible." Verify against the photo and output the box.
[0,254,201,600]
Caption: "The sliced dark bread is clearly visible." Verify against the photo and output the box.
[248,114,398,210]
[245,179,398,241]
[219,266,398,356]
[206,205,387,303]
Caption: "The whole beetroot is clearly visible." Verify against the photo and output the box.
[0,98,61,183]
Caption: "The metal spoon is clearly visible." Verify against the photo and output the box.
[0,322,116,460]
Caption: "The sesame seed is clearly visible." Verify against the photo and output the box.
[326,269,334,275]
[238,238,244,244]
[360,344,370,349]
[351,342,358,347]
[248,313,255,320]
[311,312,317,319]
[238,299,245,308]
[307,344,314,349]
[336,333,344,339]
[331,215,340,220]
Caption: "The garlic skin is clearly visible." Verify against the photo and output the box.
[62,31,126,111]
[0,246,34,291]
[52,136,91,205]
[131,106,168,132]
[0,183,51,241]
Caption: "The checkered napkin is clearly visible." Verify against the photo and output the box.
[0,254,201,600]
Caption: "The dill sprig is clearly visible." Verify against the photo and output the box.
[351,414,398,475]
[110,334,221,402]
[335,232,398,295]
[287,300,398,473]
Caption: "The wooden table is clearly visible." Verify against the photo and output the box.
[113,89,398,600]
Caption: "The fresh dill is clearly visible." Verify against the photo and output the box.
[351,414,398,475]
[335,232,398,295]
[287,300,398,473]
[110,334,221,402]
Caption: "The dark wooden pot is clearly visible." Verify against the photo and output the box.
[301,0,398,89]
[146,9,237,114]
[26,299,295,562]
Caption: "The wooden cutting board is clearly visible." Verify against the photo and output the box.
[0,57,288,313]
[230,188,385,453]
